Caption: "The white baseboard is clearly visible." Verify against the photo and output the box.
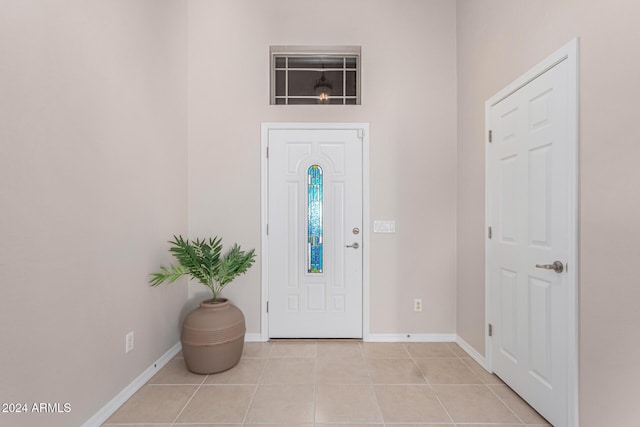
[365,333,457,342]
[455,335,487,369]
[81,341,181,427]
[244,333,265,342]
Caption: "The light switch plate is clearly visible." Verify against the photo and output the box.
[373,220,396,233]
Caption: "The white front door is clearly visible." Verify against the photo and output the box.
[487,54,576,426]
[267,127,363,338]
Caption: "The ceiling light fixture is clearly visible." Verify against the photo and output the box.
[314,71,332,104]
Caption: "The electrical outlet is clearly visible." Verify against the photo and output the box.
[414,299,423,312]
[125,331,135,353]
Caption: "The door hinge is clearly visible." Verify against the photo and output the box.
[266,146,269,158]
[266,301,269,313]
[488,226,492,239]
[488,323,493,337]
[266,223,269,235]
[488,130,493,143]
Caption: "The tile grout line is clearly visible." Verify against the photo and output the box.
[314,342,320,426]
[485,384,528,426]
[451,342,529,426]
[168,371,209,426]
[312,341,318,427]
[240,344,270,425]
[362,342,387,425]
[432,389,457,425]
[452,342,489,386]
[448,343,509,426]
[405,342,458,426]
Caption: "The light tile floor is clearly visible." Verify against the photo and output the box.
[103,340,552,427]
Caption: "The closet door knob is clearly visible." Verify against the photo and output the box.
[535,261,564,273]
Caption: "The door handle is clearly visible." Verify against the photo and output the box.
[535,261,564,273]
[346,242,359,249]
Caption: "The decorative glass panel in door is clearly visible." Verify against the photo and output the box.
[307,165,323,273]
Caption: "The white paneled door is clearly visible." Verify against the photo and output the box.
[487,56,574,427]
[267,127,363,338]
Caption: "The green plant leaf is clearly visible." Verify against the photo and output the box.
[149,235,256,300]
[149,265,189,286]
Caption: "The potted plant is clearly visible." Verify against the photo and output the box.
[150,235,256,374]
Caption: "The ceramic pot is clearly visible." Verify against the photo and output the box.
[180,298,245,374]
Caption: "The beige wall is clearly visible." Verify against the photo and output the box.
[188,0,458,335]
[0,1,188,426]
[456,0,640,425]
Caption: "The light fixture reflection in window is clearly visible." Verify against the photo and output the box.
[314,72,332,104]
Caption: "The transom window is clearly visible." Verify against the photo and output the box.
[270,46,361,105]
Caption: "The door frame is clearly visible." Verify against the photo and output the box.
[260,122,371,341]
[484,38,579,426]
